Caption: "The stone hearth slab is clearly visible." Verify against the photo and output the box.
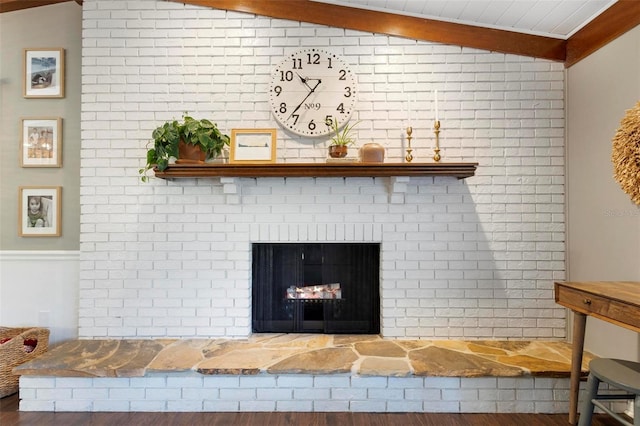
[267,347,359,374]
[14,334,593,379]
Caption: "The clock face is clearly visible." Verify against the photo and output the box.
[269,48,357,137]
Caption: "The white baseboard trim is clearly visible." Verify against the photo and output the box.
[0,250,80,261]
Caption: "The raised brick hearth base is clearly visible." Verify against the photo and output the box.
[14,335,601,413]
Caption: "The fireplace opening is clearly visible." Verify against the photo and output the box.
[252,243,380,334]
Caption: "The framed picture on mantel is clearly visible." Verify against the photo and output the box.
[230,128,277,164]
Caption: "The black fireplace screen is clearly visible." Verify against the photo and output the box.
[252,243,380,334]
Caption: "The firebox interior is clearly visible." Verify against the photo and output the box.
[252,243,380,334]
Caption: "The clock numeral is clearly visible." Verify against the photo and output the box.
[308,120,317,131]
[338,69,346,80]
[273,86,282,96]
[307,53,320,65]
[325,115,334,126]
[292,114,299,125]
[292,58,302,69]
[279,70,294,82]
[279,103,287,114]
[344,86,352,98]
[336,103,345,114]
[327,58,333,69]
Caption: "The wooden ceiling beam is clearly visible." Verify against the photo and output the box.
[4,0,639,68]
[0,0,80,13]
[565,0,640,67]
[172,0,566,63]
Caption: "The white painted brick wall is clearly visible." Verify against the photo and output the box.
[19,375,574,413]
[79,0,566,340]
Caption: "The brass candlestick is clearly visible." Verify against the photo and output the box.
[433,120,441,162]
[405,126,413,163]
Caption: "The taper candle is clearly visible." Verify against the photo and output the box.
[434,89,439,122]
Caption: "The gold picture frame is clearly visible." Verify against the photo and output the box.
[18,186,62,237]
[23,48,65,98]
[230,128,277,164]
[20,117,62,167]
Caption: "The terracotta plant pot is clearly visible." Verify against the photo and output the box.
[328,145,348,158]
[176,140,206,164]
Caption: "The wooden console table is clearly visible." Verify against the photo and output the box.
[554,281,640,425]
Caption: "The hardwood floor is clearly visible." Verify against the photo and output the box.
[0,393,623,425]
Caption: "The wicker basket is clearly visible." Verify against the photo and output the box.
[0,327,49,398]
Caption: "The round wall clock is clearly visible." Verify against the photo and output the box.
[269,48,357,137]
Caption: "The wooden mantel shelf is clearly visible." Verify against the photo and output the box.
[154,162,478,180]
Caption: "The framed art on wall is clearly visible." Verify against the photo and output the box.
[229,128,277,164]
[18,186,61,237]
[20,117,62,167]
[23,48,65,98]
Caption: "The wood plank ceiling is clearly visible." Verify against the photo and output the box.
[322,0,615,39]
[2,0,639,67]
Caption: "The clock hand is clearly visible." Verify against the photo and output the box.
[296,73,313,92]
[288,78,322,120]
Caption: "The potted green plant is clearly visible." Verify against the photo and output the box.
[139,114,230,182]
[326,117,360,158]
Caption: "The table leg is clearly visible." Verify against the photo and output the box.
[569,311,587,425]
